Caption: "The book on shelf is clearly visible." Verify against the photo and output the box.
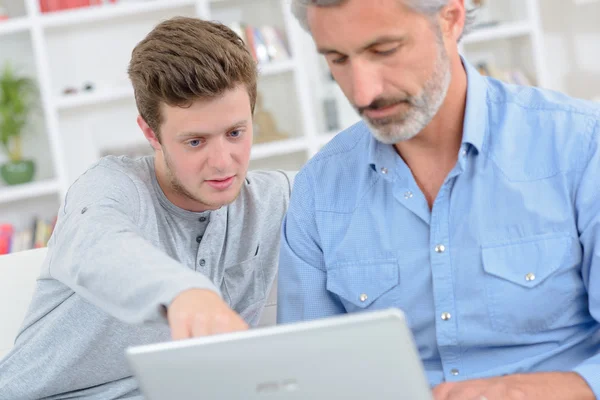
[228,22,291,66]
[476,61,533,86]
[39,0,115,14]
[0,216,57,255]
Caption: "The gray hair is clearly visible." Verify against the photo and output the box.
[291,0,475,41]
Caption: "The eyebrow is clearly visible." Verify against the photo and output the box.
[177,120,248,138]
[318,35,408,55]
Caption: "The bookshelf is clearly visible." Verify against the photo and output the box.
[459,0,548,88]
[0,0,324,252]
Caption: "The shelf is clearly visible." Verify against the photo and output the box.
[462,21,533,45]
[41,0,196,29]
[250,137,308,160]
[0,180,60,205]
[259,60,295,77]
[56,86,134,110]
[0,17,31,37]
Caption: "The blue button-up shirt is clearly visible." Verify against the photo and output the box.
[277,60,600,396]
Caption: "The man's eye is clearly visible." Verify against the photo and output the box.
[188,139,201,147]
[229,130,242,138]
[331,55,348,65]
[374,46,398,56]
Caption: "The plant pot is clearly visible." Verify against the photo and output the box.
[0,159,36,185]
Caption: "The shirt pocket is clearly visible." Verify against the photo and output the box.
[481,233,578,334]
[326,260,399,312]
[221,255,266,325]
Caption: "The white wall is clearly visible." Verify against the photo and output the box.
[540,0,600,100]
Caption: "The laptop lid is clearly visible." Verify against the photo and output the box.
[126,308,432,400]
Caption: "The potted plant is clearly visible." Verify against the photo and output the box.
[0,63,37,185]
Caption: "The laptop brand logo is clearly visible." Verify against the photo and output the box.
[256,379,299,394]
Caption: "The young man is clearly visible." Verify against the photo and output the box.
[0,17,293,399]
[278,1,600,399]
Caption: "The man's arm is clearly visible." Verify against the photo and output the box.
[571,120,600,398]
[47,164,245,335]
[277,168,345,323]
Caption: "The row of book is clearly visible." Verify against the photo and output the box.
[476,61,533,86]
[0,217,56,255]
[229,23,291,65]
[39,0,117,14]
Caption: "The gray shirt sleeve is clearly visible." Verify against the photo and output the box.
[46,164,220,325]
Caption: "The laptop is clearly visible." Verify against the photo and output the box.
[126,308,433,400]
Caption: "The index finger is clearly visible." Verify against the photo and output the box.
[169,313,192,340]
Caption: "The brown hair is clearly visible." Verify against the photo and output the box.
[128,17,258,141]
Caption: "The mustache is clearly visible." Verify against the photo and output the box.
[357,97,414,115]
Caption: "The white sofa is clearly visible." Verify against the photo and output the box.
[0,247,47,359]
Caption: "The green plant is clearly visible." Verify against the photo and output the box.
[0,63,36,163]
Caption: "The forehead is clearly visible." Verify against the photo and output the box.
[161,87,251,133]
[307,0,426,50]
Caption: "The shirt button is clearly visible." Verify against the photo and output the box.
[196,235,203,243]
[525,273,536,282]
[450,369,460,376]
[199,259,206,267]
[404,191,413,199]
[381,167,388,175]
[435,244,446,253]
[441,312,452,321]
[360,293,368,302]
[199,216,207,222]
[461,149,467,156]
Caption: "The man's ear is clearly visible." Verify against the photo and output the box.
[438,0,466,42]
[137,115,161,151]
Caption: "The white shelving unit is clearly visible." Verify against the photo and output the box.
[0,0,551,236]
[0,0,324,232]
[460,0,548,88]
[0,180,60,206]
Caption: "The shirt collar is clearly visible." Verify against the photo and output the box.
[367,57,489,174]
[461,56,488,154]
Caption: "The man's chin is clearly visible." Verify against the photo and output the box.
[365,120,420,145]
[199,186,243,208]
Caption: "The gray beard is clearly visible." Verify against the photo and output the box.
[365,42,452,145]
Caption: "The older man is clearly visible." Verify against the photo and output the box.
[278,1,600,399]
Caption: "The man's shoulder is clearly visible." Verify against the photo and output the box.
[235,170,295,212]
[484,79,600,178]
[293,122,375,213]
[246,170,295,193]
[486,79,600,138]
[64,155,154,209]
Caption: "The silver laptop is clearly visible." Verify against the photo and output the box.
[126,308,432,400]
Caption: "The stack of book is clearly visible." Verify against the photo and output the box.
[476,62,533,86]
[39,0,116,14]
[228,22,291,66]
[0,216,57,255]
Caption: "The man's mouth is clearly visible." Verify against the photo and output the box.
[205,176,235,190]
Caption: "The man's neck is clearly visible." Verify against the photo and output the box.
[393,55,468,209]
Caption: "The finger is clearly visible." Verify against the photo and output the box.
[169,312,192,340]
[212,312,234,335]
[446,387,485,400]
[432,383,454,400]
[191,313,210,337]
[232,314,249,331]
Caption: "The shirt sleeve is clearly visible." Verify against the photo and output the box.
[276,168,345,323]
[572,120,600,396]
[45,164,220,325]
